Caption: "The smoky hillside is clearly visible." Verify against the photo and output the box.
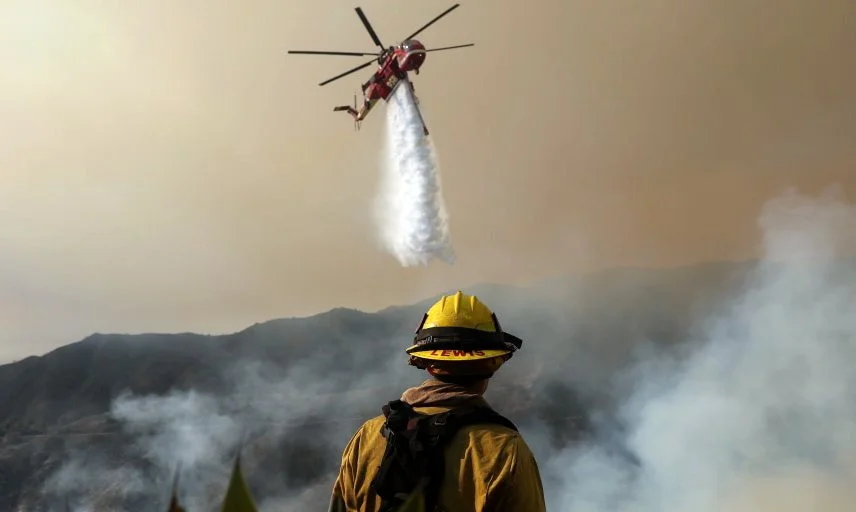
[5,213,856,512]
[0,258,778,510]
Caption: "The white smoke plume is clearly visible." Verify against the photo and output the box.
[542,187,856,511]
[373,80,455,267]
[38,341,418,512]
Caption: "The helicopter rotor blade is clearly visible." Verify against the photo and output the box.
[424,43,474,52]
[288,50,380,57]
[318,58,376,87]
[403,3,461,41]
[355,7,384,50]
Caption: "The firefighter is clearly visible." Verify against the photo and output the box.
[328,291,547,512]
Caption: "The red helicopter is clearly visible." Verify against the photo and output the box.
[287,4,474,136]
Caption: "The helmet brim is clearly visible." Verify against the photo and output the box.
[404,347,512,362]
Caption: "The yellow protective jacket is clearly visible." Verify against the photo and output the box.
[328,379,547,512]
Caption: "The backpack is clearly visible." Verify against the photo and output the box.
[369,399,519,512]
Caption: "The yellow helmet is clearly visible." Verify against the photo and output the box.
[406,291,523,374]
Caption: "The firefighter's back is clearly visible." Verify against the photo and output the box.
[331,405,546,512]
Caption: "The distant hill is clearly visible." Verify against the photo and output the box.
[0,258,802,511]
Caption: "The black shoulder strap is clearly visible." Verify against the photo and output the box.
[369,400,518,512]
[436,406,519,436]
[370,400,426,512]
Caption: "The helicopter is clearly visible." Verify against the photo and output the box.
[287,4,474,135]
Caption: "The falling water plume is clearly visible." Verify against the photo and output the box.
[373,80,455,267]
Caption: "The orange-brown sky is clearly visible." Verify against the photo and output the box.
[1,0,854,361]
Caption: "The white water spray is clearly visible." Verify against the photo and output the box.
[373,80,455,267]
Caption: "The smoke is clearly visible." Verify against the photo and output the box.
[542,187,856,511]
[31,188,856,512]
[373,79,456,267]
[38,332,420,512]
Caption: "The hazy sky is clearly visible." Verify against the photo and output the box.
[1,0,854,361]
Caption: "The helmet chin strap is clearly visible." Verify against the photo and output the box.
[408,355,428,369]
